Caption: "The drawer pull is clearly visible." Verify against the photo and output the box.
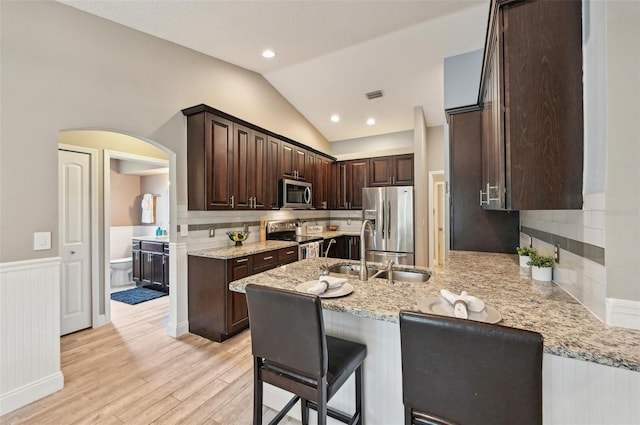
[236,258,248,263]
[286,250,295,255]
[262,256,274,260]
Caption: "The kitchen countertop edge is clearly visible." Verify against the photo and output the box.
[188,240,298,259]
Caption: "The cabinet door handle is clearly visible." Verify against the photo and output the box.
[230,195,235,208]
[236,258,248,263]
[262,256,273,260]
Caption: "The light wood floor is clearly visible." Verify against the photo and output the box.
[1,296,299,425]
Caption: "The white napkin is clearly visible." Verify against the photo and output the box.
[440,289,486,319]
[307,276,347,295]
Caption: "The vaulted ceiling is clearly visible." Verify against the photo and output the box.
[60,0,488,141]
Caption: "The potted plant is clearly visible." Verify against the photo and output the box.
[528,253,554,281]
[516,246,537,268]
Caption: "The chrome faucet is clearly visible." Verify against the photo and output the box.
[359,220,374,280]
[321,239,336,276]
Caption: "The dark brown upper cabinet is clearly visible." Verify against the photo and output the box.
[233,124,267,210]
[186,111,234,210]
[313,156,332,209]
[183,104,335,210]
[479,0,583,210]
[449,109,519,253]
[369,154,414,187]
[280,140,307,180]
[332,160,365,210]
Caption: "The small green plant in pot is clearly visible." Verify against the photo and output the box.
[528,253,554,281]
[516,246,537,268]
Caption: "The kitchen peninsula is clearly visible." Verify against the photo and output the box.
[230,251,640,424]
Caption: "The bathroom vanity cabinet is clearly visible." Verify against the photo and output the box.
[132,239,169,293]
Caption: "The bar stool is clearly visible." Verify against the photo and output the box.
[399,310,543,425]
[245,284,367,425]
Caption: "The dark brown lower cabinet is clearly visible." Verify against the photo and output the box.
[326,236,360,260]
[188,247,298,342]
[135,240,169,293]
[449,109,519,253]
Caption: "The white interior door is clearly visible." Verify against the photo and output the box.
[436,182,445,265]
[59,149,92,335]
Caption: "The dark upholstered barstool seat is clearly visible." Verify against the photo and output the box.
[246,284,367,425]
[399,310,543,425]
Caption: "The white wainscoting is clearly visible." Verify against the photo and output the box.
[544,353,640,424]
[0,257,64,415]
[264,311,640,424]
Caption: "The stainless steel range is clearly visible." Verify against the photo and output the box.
[266,220,324,259]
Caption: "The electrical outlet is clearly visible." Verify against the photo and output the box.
[554,244,560,263]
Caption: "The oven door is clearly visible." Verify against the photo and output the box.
[299,240,323,259]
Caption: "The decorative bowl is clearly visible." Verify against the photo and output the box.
[227,231,249,246]
[328,225,338,231]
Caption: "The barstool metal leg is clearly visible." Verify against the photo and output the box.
[301,398,309,424]
[317,379,328,425]
[253,357,263,425]
[355,365,364,424]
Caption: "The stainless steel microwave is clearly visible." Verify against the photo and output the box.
[279,179,312,209]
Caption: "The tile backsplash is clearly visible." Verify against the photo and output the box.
[180,207,364,251]
[520,193,606,321]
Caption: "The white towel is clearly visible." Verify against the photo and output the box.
[440,289,486,319]
[141,193,155,224]
[306,241,320,259]
[307,276,347,295]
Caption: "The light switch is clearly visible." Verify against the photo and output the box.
[33,232,51,251]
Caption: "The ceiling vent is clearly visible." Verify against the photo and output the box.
[366,90,384,100]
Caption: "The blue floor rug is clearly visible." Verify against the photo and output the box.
[111,287,168,305]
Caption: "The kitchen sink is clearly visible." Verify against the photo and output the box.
[328,264,377,276]
[328,264,430,282]
[373,270,430,282]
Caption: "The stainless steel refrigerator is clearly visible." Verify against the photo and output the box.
[362,186,415,265]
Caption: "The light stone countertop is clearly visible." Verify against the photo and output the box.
[133,236,170,243]
[229,250,640,372]
[188,240,298,260]
[310,230,361,239]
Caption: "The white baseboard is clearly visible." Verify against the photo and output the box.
[0,371,64,416]
[606,298,640,330]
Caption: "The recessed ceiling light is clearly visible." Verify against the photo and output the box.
[262,50,275,58]
[366,118,376,126]
[331,114,340,123]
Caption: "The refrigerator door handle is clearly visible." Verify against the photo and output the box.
[388,200,392,239]
[381,203,385,240]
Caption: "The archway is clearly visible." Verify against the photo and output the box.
[58,129,178,336]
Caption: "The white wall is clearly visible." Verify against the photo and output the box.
[444,48,483,110]
[330,130,414,160]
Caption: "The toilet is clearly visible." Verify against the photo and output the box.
[110,257,133,287]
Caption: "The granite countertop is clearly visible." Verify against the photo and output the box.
[230,251,640,372]
[307,230,361,239]
[188,240,298,260]
[133,236,170,243]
